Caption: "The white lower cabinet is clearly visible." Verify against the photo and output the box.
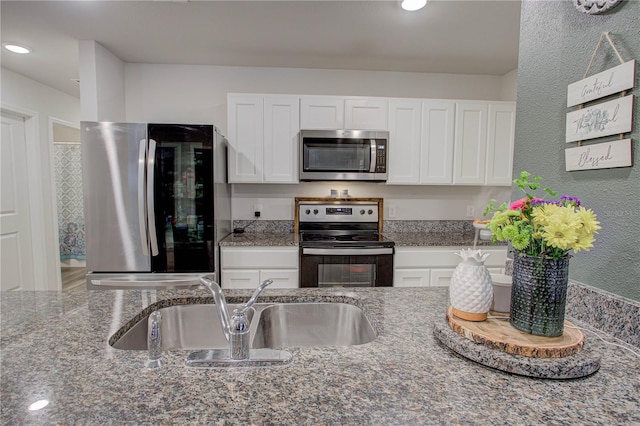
[221,247,299,289]
[393,246,507,288]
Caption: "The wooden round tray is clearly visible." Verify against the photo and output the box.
[447,306,584,358]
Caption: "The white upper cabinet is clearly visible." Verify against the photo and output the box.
[300,96,344,130]
[387,99,422,184]
[387,100,455,185]
[264,96,300,183]
[485,102,516,186]
[300,96,388,130]
[228,94,264,183]
[421,100,455,184]
[228,94,299,183]
[453,102,488,185]
[344,99,388,130]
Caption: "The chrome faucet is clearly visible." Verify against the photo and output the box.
[199,276,273,360]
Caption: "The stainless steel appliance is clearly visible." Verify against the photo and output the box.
[81,122,231,289]
[298,200,394,287]
[299,130,389,182]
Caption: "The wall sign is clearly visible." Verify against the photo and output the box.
[565,94,634,143]
[567,60,636,107]
[565,139,632,171]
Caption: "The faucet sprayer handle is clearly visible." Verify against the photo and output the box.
[234,279,274,315]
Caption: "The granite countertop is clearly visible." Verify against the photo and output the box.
[2,287,638,424]
[220,231,504,248]
[220,232,299,247]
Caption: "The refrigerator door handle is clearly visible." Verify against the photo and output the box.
[147,139,159,256]
[137,139,149,257]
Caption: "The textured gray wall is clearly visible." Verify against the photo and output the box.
[516,0,639,301]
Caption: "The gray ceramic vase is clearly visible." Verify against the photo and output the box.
[509,252,570,337]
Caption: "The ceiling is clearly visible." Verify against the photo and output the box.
[1,1,521,99]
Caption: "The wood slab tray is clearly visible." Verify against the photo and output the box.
[447,306,584,358]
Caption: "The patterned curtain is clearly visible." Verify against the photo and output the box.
[54,143,85,260]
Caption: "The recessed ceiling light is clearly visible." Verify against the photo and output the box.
[401,0,427,11]
[3,43,32,54]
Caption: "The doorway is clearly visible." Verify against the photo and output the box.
[51,120,85,290]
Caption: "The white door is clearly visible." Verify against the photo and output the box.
[1,112,35,290]
[387,99,422,184]
[264,96,300,183]
[227,94,264,183]
[421,100,455,184]
[453,102,488,185]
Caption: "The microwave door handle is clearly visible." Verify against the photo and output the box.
[147,139,159,256]
[369,139,377,173]
[137,139,149,257]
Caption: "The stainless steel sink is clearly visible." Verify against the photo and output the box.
[110,304,253,350]
[110,302,376,351]
[252,303,377,348]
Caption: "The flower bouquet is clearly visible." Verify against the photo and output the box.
[484,171,600,336]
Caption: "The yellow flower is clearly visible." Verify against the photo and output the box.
[532,204,560,228]
[573,230,596,252]
[543,213,579,250]
[576,207,601,234]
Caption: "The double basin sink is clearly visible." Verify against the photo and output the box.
[110,302,377,351]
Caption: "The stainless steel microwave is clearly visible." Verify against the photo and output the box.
[299,129,389,182]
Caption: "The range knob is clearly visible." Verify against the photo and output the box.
[305,209,311,215]
[313,209,319,215]
[368,209,374,215]
[360,209,366,215]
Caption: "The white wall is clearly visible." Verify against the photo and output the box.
[125,63,515,133]
[79,40,126,122]
[123,63,516,221]
[1,67,81,289]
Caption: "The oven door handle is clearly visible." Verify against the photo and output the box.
[302,247,393,256]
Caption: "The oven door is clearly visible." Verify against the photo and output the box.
[300,247,393,288]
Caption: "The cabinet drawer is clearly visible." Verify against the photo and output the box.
[221,247,299,269]
[393,269,430,287]
[221,270,261,289]
[395,247,507,268]
[430,269,455,287]
[259,269,298,289]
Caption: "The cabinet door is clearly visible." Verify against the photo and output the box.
[421,100,455,184]
[453,102,488,185]
[485,102,516,186]
[300,97,344,130]
[259,269,299,289]
[430,269,455,287]
[345,99,388,130]
[264,96,300,183]
[387,99,422,184]
[221,269,261,289]
[393,269,431,287]
[228,95,264,183]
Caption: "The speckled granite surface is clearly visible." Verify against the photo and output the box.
[1,287,638,424]
[220,230,503,248]
[220,232,299,247]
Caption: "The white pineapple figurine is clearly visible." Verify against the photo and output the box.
[449,248,493,321]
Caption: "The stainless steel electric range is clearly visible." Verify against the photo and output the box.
[297,199,394,288]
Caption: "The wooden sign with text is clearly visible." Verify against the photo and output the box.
[565,94,634,143]
[565,138,632,171]
[567,60,636,107]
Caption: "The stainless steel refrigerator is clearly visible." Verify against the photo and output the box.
[81,122,231,289]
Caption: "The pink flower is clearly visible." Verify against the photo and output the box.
[509,197,541,211]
